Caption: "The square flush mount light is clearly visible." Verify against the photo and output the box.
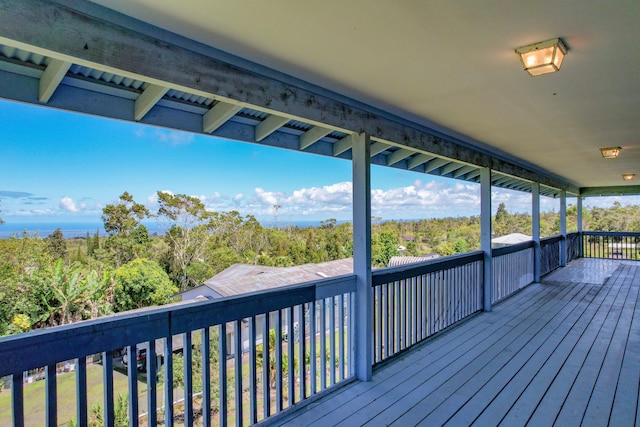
[516,38,567,76]
[600,147,622,158]
[622,173,635,181]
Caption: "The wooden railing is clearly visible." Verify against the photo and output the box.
[492,241,534,303]
[0,275,356,427]
[566,232,581,263]
[371,252,484,365]
[582,231,640,260]
[540,235,562,276]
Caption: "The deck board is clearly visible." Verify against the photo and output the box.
[269,259,640,427]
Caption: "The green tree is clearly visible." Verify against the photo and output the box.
[113,258,177,312]
[46,228,67,260]
[156,191,214,289]
[102,192,150,266]
[373,231,400,267]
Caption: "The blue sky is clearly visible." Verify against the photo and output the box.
[1,99,637,228]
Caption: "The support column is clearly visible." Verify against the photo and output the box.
[480,168,492,312]
[352,132,372,381]
[577,195,584,257]
[532,183,541,282]
[560,190,567,267]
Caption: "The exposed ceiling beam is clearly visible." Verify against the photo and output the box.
[0,0,580,194]
[424,158,450,174]
[39,58,71,103]
[134,83,169,121]
[387,148,413,166]
[203,101,243,134]
[255,114,289,142]
[465,169,482,180]
[407,153,433,170]
[580,185,640,197]
[333,134,354,156]
[299,126,332,150]
[440,162,465,176]
[492,175,512,186]
[453,165,476,179]
[370,142,391,157]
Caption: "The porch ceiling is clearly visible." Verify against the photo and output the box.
[87,0,640,192]
[0,0,638,196]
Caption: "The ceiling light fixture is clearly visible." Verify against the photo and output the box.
[600,147,622,158]
[622,173,635,181]
[516,38,568,76]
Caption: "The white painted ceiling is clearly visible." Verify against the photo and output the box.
[92,0,640,188]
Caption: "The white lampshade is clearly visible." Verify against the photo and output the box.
[516,38,567,76]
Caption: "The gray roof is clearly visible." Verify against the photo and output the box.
[388,254,441,267]
[202,259,354,297]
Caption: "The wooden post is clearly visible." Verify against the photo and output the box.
[577,195,584,257]
[480,168,492,312]
[532,183,541,282]
[352,132,372,381]
[560,190,567,266]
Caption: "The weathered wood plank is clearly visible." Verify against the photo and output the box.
[609,268,640,426]
[275,261,640,427]
[437,280,603,426]
[278,281,567,426]
[556,266,629,425]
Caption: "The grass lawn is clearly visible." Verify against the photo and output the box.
[0,363,148,426]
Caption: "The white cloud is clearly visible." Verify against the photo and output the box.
[59,196,79,212]
[154,129,195,146]
[233,193,245,202]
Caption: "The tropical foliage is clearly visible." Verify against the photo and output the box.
[0,194,638,336]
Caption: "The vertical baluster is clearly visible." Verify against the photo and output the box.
[381,285,388,360]
[125,347,138,427]
[309,302,317,394]
[275,311,283,412]
[338,294,345,381]
[184,332,193,427]
[287,307,295,404]
[298,304,306,398]
[319,300,326,390]
[329,297,336,386]
[262,314,270,418]
[219,324,227,427]
[391,281,400,355]
[202,328,211,427]
[102,352,114,427]
[249,316,257,424]
[77,357,88,427]
[147,341,157,427]
[349,292,356,376]
[234,320,242,426]
[402,280,407,348]
[164,335,173,426]
[45,363,57,427]
[390,282,395,355]
[373,286,379,363]
[12,372,24,427]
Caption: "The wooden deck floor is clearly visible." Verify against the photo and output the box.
[271,259,640,426]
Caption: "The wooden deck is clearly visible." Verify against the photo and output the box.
[271,259,640,426]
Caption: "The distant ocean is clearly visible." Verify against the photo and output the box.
[0,219,349,239]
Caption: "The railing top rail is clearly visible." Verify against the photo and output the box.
[492,240,534,257]
[372,250,483,286]
[0,273,356,376]
[582,231,640,237]
[540,235,563,245]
